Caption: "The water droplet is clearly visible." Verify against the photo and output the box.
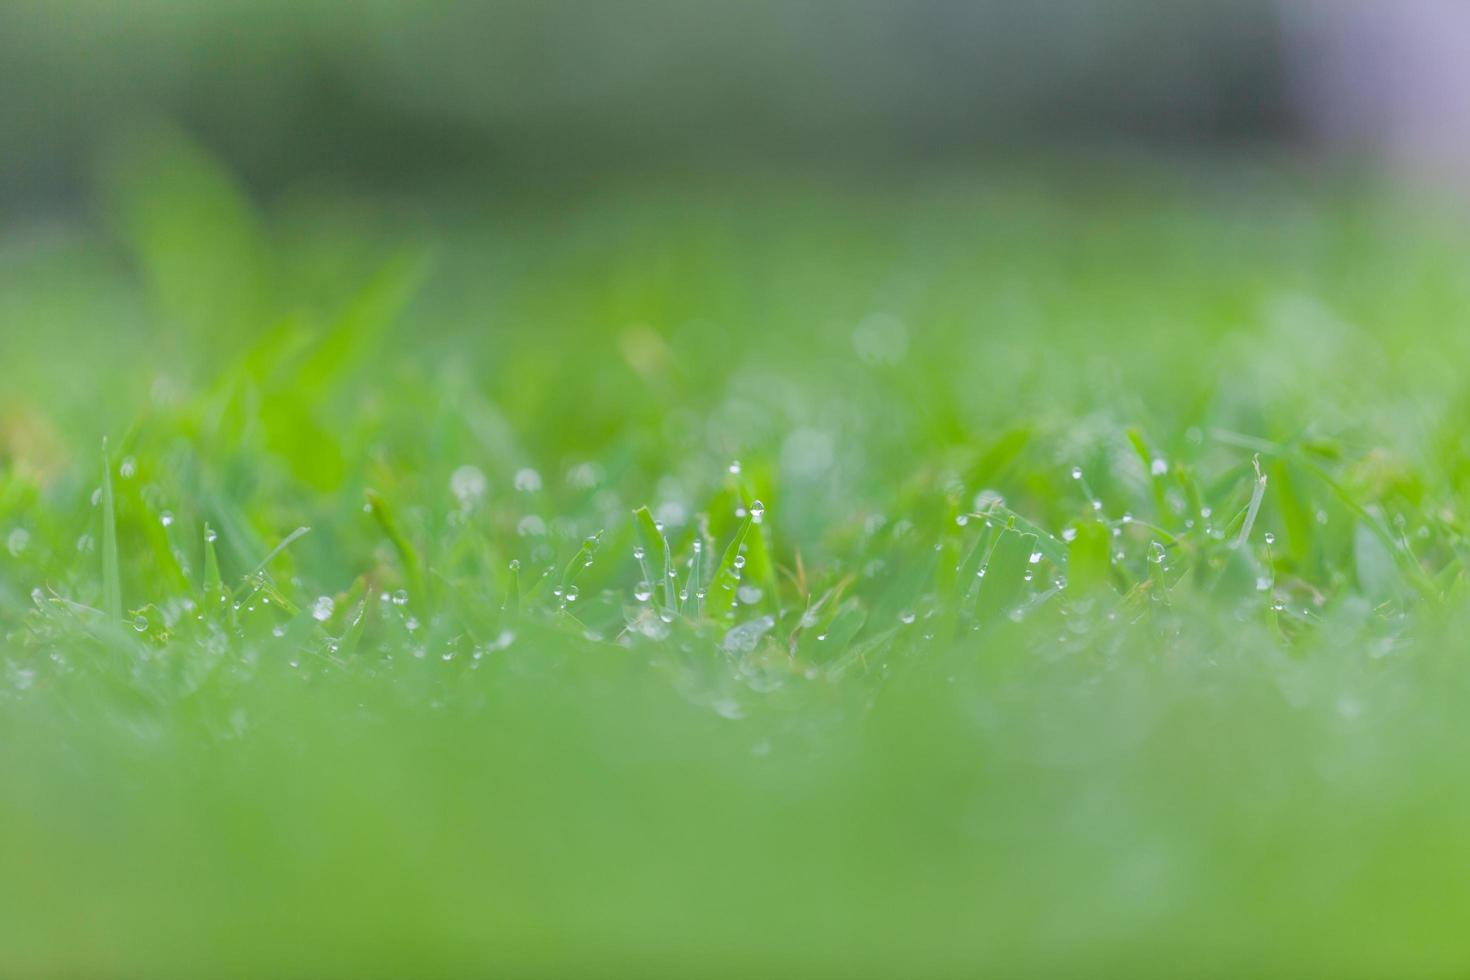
[205,527,218,543]
[1028,551,1042,564]
[6,528,29,556]
[955,514,969,527]
[634,582,653,602]
[119,456,136,480]
[272,625,286,638]
[312,596,335,622]
[728,460,742,475]
[723,615,775,653]
[632,546,645,562]
[450,464,488,509]
[898,610,916,625]
[973,489,1004,511]
[516,515,546,537]
[749,500,765,523]
[132,615,148,633]
[678,589,688,602]
[1263,532,1276,545]
[732,554,746,570]
[1121,513,1133,524]
[1150,458,1168,477]
[405,616,420,631]
[508,559,521,571]
[736,584,763,604]
[160,511,174,527]
[1070,466,1083,480]
[513,467,542,492]
[565,585,580,602]
[391,589,409,606]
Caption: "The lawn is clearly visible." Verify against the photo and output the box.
[5,139,1470,978]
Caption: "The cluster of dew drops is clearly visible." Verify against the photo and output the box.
[628,461,764,623]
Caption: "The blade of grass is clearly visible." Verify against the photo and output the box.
[974,506,1067,567]
[202,525,223,596]
[337,600,370,658]
[709,513,754,621]
[633,506,676,618]
[680,539,704,617]
[245,525,311,581]
[975,529,1035,626]
[1232,455,1268,550]
[100,439,121,623]
[559,531,604,603]
[367,489,428,611]
[504,560,521,618]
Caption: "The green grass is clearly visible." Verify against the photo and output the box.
[6,142,1470,978]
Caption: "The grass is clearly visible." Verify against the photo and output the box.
[6,140,1470,978]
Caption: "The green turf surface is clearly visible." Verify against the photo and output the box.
[5,144,1470,977]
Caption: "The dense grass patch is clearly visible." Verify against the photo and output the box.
[5,145,1470,977]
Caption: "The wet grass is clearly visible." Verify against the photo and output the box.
[5,144,1470,978]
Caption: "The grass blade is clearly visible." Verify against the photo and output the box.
[504,560,521,618]
[100,439,122,622]
[367,489,427,611]
[559,531,603,605]
[1232,455,1268,551]
[203,524,223,597]
[633,506,675,617]
[975,529,1034,626]
[709,514,754,621]
[246,525,311,581]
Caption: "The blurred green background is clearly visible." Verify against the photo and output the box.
[7,4,1470,979]
[2,0,1289,208]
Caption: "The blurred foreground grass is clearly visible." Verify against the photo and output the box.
[5,139,1470,977]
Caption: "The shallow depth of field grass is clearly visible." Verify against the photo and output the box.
[6,140,1470,978]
